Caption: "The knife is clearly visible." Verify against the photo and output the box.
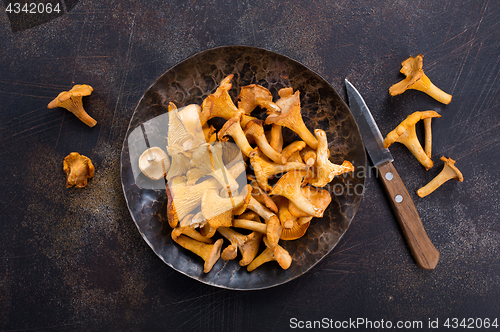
[345,79,439,270]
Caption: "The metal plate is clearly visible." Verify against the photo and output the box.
[120,46,366,290]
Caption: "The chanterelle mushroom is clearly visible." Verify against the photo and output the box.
[171,231,223,273]
[200,75,255,127]
[417,156,463,198]
[305,129,354,187]
[138,147,170,180]
[237,84,281,115]
[63,152,95,188]
[265,90,318,150]
[48,84,96,127]
[247,237,292,272]
[389,54,452,104]
[383,111,441,170]
[269,170,325,218]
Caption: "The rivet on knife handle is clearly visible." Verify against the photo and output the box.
[378,162,440,270]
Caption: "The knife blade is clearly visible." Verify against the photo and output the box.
[345,79,439,270]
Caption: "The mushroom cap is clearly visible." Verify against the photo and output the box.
[389,55,424,96]
[383,111,441,148]
[288,186,332,218]
[138,147,170,180]
[48,84,93,108]
[63,152,95,188]
[441,156,464,182]
[237,84,279,115]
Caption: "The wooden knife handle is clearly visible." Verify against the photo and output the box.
[377,162,439,270]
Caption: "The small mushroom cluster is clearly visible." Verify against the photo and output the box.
[150,74,354,273]
[386,55,463,197]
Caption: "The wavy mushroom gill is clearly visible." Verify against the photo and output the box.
[237,84,280,115]
[63,152,95,188]
[200,75,255,127]
[389,54,452,104]
[171,231,223,273]
[48,84,96,127]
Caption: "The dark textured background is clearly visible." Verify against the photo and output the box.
[1,0,499,331]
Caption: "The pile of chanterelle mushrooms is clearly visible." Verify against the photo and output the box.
[139,74,354,273]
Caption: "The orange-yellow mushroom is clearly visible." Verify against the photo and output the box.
[171,231,223,273]
[48,84,96,127]
[265,90,318,149]
[63,152,95,188]
[417,156,463,198]
[389,54,452,104]
[383,111,441,170]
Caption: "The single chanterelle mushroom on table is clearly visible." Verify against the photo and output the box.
[417,156,463,198]
[63,152,95,188]
[138,147,170,180]
[383,111,441,170]
[48,84,97,127]
[389,54,452,105]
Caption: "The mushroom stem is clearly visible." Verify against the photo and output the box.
[218,111,255,156]
[233,219,267,234]
[264,90,318,149]
[269,170,325,218]
[408,74,452,105]
[274,196,294,229]
[383,111,441,171]
[423,118,432,159]
[217,227,249,260]
[238,232,263,266]
[417,156,463,198]
[281,141,306,163]
[395,125,433,170]
[247,242,292,272]
[269,124,283,153]
[245,120,286,164]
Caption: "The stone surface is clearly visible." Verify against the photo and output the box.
[1,0,499,330]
